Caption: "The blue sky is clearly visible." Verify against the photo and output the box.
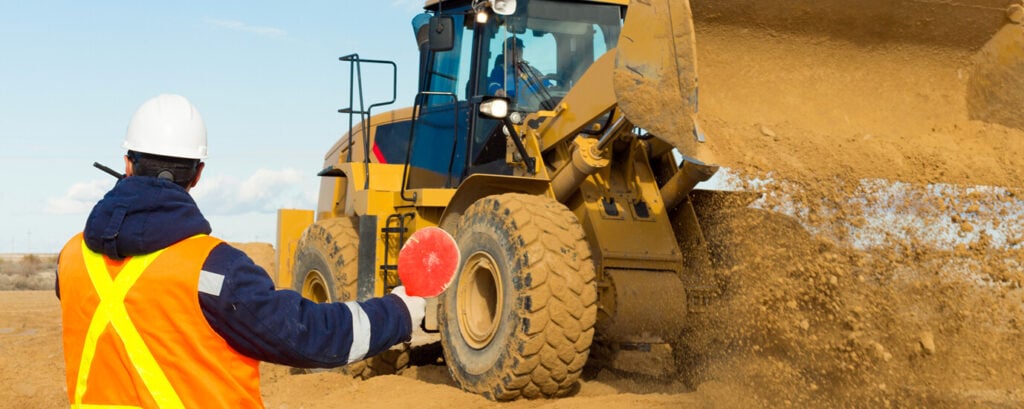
[0,0,427,253]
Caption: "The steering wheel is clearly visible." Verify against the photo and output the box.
[540,74,564,90]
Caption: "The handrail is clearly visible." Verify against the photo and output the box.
[337,54,398,189]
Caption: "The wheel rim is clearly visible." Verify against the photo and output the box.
[457,251,503,350]
[302,270,331,303]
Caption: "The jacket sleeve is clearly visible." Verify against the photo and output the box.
[487,65,504,95]
[197,243,412,368]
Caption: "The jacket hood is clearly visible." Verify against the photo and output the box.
[83,176,212,259]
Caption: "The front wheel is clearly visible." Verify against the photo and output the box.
[439,194,597,401]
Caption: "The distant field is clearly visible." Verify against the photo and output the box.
[0,254,57,291]
[0,254,58,261]
[0,245,269,291]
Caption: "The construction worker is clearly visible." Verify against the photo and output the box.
[55,94,426,408]
[487,36,554,108]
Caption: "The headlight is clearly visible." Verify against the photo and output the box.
[479,97,510,119]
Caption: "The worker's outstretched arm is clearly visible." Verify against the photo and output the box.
[196,243,414,368]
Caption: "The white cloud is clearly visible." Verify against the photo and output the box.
[191,168,317,216]
[204,17,287,38]
[44,168,315,218]
[46,179,113,215]
[391,0,424,13]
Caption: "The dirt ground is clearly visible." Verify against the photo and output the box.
[3,12,1023,409]
[0,255,720,409]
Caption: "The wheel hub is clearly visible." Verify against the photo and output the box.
[457,251,503,349]
[302,270,331,303]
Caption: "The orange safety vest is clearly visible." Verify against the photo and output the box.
[58,234,263,409]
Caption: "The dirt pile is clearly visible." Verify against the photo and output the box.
[680,204,1024,407]
[231,242,276,274]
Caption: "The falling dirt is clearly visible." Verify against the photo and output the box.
[669,18,1024,409]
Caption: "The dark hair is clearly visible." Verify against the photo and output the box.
[127,150,201,189]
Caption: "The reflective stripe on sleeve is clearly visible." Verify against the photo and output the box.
[343,302,371,363]
[198,270,225,296]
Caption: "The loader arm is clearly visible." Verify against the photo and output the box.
[535,0,707,162]
[536,51,618,152]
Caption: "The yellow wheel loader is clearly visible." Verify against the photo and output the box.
[274,0,1023,401]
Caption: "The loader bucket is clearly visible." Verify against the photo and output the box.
[690,0,1024,133]
[613,0,709,163]
[690,0,1012,49]
[967,12,1024,130]
[618,0,1024,187]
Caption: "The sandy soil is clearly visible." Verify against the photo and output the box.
[0,289,773,408]
[3,17,1022,409]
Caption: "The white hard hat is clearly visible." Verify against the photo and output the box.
[123,94,208,159]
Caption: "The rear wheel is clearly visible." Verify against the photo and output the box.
[292,218,360,306]
[291,217,408,379]
[439,194,597,401]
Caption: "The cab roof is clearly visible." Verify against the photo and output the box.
[423,0,629,8]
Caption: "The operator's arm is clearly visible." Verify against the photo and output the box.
[487,65,506,96]
[197,243,413,368]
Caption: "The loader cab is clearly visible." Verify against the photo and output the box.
[409,0,622,186]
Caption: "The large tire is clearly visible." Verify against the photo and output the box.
[292,218,360,303]
[439,194,597,401]
[291,217,408,379]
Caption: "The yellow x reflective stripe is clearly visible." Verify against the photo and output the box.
[76,241,184,409]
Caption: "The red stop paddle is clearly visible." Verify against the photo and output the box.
[396,227,460,298]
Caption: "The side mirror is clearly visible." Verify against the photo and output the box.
[428,16,455,52]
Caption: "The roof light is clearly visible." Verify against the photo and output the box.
[492,0,516,16]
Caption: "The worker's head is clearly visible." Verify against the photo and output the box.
[504,36,524,56]
[121,94,207,190]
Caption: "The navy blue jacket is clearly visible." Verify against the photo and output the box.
[57,176,412,368]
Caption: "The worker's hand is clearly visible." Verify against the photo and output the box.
[390,286,426,332]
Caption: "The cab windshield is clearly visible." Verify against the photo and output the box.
[406,0,624,185]
[477,0,622,111]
